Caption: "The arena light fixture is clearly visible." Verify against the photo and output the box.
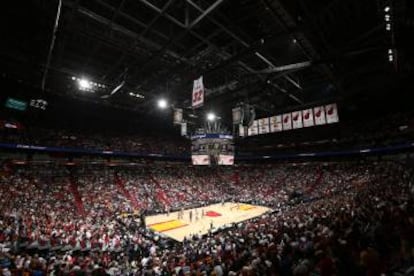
[386,23,391,31]
[129,92,145,99]
[384,6,390,12]
[72,76,106,92]
[207,112,216,121]
[157,98,168,109]
[78,78,92,90]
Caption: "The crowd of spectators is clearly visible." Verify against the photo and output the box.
[0,162,413,275]
[0,126,189,156]
[1,112,413,158]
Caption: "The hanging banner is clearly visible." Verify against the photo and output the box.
[314,106,326,125]
[292,111,303,129]
[248,120,259,136]
[302,109,314,127]
[325,103,339,124]
[192,76,204,108]
[173,108,183,125]
[258,118,270,134]
[270,115,282,132]
[282,113,292,130]
[181,123,187,136]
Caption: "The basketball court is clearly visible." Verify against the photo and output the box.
[146,202,272,242]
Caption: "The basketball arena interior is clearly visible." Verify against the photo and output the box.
[1,0,414,275]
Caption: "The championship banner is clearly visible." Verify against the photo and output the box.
[314,106,326,125]
[258,118,270,134]
[325,103,339,124]
[192,76,204,108]
[302,109,314,127]
[192,155,210,165]
[218,154,234,165]
[270,115,282,132]
[173,108,183,125]
[181,123,187,136]
[239,124,246,137]
[292,111,303,129]
[282,113,292,130]
[248,120,259,136]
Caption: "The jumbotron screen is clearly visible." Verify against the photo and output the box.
[191,134,234,165]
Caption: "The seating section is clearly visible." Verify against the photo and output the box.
[0,162,413,275]
[0,126,189,155]
[1,111,413,157]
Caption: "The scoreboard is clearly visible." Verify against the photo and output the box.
[191,134,234,165]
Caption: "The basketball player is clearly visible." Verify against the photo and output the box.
[201,208,205,218]
[189,210,193,222]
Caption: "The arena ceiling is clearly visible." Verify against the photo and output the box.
[1,0,413,120]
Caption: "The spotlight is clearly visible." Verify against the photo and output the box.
[157,99,168,109]
[207,112,216,121]
[386,23,391,31]
[129,92,145,99]
[388,55,393,62]
[388,49,393,54]
[384,6,390,12]
[385,14,390,22]
[78,78,91,90]
[292,38,297,44]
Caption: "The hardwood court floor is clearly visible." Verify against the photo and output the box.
[146,202,272,242]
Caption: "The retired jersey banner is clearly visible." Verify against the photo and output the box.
[258,118,270,134]
[270,115,282,132]
[192,76,204,108]
[302,109,314,127]
[282,113,292,130]
[314,106,326,125]
[181,122,187,136]
[248,120,259,136]
[173,108,183,125]
[325,103,339,124]
[292,111,303,129]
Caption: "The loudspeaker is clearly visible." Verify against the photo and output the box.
[241,104,255,127]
